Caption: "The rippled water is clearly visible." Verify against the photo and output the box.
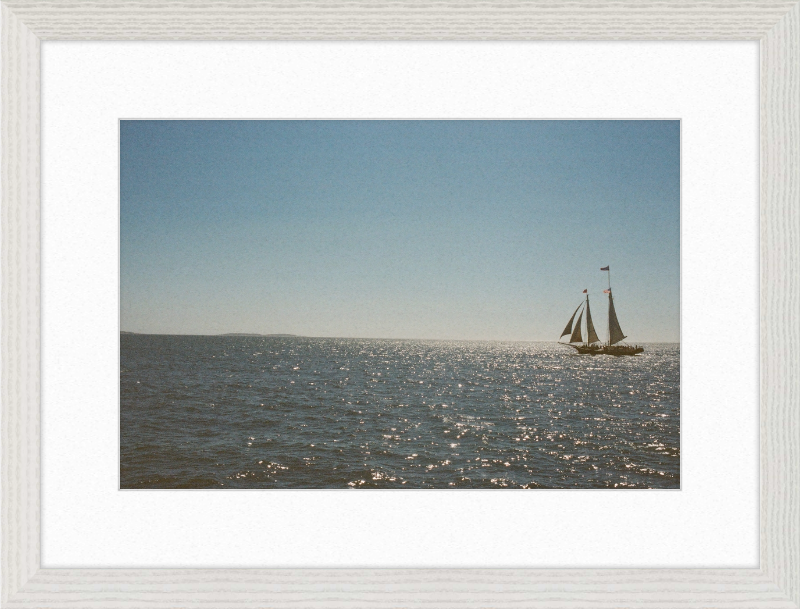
[120,335,679,489]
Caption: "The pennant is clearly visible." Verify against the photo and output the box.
[603,289,611,294]
[600,266,609,271]
[583,289,587,293]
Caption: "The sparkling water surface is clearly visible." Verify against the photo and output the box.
[121,335,679,489]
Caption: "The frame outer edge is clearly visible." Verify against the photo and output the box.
[0,0,799,607]
[0,2,40,604]
[761,1,800,605]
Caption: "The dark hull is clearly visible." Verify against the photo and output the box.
[568,344,644,356]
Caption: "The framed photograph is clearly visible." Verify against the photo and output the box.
[119,118,680,491]
[2,1,797,607]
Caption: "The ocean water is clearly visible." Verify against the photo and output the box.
[120,335,679,489]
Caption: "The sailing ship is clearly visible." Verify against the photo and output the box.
[558,266,644,356]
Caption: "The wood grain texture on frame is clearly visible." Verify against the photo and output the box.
[0,1,797,40]
[1,1,798,607]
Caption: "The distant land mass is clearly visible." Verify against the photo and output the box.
[219,333,298,337]
[120,331,299,337]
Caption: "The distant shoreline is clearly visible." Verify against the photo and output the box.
[121,331,299,338]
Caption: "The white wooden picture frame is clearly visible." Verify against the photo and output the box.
[2,1,798,606]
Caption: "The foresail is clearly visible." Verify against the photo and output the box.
[569,311,583,343]
[560,303,583,338]
[608,294,627,344]
[585,300,600,344]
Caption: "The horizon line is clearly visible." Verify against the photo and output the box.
[120,331,679,344]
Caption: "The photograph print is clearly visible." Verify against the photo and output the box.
[120,119,680,489]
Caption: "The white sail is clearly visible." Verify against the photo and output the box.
[569,310,584,343]
[585,299,600,344]
[560,303,583,338]
[608,293,626,345]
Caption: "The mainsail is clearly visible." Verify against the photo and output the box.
[560,303,583,338]
[585,299,600,344]
[608,293,627,344]
[569,311,584,343]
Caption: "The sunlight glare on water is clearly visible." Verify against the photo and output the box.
[120,335,679,489]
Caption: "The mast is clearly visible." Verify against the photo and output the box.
[585,293,599,344]
[602,265,611,345]
[585,291,588,345]
[607,267,611,345]
[602,265,627,345]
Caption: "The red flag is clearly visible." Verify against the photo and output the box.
[603,289,611,294]
[600,266,609,271]
[583,289,587,293]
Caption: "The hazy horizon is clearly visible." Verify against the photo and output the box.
[121,120,680,342]
[120,330,679,344]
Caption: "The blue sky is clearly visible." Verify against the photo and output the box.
[120,120,679,341]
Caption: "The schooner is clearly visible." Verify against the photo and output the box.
[558,266,644,356]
